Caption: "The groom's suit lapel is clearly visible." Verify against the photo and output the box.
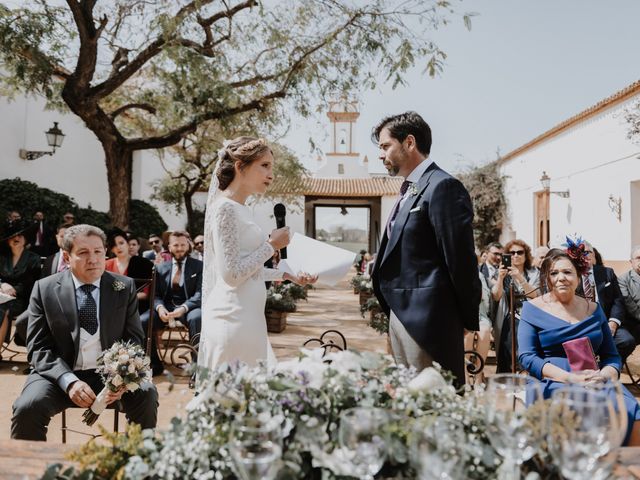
[55,270,80,355]
[381,162,439,267]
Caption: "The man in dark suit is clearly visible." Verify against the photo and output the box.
[41,223,72,278]
[583,241,635,360]
[29,211,56,257]
[141,230,202,373]
[371,112,481,385]
[11,224,158,441]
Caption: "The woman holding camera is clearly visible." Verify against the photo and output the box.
[492,239,540,373]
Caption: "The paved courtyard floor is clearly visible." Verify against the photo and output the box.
[0,274,387,446]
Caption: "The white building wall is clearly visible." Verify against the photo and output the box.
[0,93,185,230]
[499,94,640,262]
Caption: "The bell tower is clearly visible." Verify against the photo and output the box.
[316,99,368,178]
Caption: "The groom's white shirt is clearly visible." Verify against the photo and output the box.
[390,157,432,232]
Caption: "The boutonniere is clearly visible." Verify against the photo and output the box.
[112,280,126,292]
[408,183,419,196]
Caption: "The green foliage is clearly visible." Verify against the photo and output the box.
[457,161,506,249]
[360,296,389,334]
[0,177,77,225]
[0,178,166,236]
[624,100,640,143]
[130,199,168,238]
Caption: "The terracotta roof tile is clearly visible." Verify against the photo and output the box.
[499,79,640,163]
[269,176,403,197]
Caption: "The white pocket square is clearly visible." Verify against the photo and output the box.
[409,206,422,213]
[191,273,197,278]
[604,281,611,287]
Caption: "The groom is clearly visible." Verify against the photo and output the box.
[371,112,480,385]
[11,224,158,441]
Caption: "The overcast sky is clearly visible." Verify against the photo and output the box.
[282,0,640,175]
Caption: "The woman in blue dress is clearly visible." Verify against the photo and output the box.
[518,248,640,445]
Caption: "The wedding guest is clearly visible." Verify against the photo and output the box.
[619,246,640,354]
[518,247,640,445]
[127,235,141,257]
[105,228,153,314]
[531,246,549,270]
[29,211,56,257]
[11,224,158,441]
[61,212,76,225]
[143,233,171,264]
[142,230,202,375]
[479,242,503,287]
[191,234,204,261]
[0,220,42,347]
[492,238,540,373]
[582,240,635,361]
[42,223,71,278]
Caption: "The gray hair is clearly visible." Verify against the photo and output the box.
[631,245,640,259]
[62,224,107,253]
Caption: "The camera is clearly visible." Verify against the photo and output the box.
[501,253,512,268]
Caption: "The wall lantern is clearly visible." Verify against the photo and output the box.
[19,122,65,160]
[540,171,570,198]
[608,195,622,222]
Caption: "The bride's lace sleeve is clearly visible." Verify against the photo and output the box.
[263,267,284,281]
[213,202,275,287]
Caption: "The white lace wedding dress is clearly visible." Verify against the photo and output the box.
[197,196,283,371]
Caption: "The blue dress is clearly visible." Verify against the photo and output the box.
[518,302,640,445]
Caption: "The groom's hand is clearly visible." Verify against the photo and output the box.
[68,380,96,408]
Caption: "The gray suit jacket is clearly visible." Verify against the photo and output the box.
[26,270,143,387]
[619,269,640,340]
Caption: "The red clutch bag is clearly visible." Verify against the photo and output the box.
[562,337,598,372]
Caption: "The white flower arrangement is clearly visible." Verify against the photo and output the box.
[82,341,151,426]
[408,183,419,196]
[112,280,126,292]
[134,350,502,479]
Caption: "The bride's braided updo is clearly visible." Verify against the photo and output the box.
[217,136,272,190]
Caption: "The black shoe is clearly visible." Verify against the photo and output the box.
[152,364,165,377]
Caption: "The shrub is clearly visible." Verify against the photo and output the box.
[130,199,168,238]
[0,177,77,225]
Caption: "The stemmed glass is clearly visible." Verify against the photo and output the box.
[338,407,388,480]
[548,386,617,480]
[228,415,282,480]
[410,416,465,480]
[484,373,545,480]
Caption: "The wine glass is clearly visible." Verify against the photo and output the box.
[548,386,617,480]
[568,377,627,447]
[338,407,388,480]
[484,374,544,480]
[229,415,282,480]
[411,416,465,480]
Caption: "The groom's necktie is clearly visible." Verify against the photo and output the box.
[78,284,98,335]
[386,180,412,237]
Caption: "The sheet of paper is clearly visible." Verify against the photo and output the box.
[0,291,16,305]
[277,233,356,286]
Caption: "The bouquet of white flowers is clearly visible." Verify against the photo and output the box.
[82,341,151,426]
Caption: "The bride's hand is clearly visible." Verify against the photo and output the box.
[268,227,290,250]
[285,272,318,286]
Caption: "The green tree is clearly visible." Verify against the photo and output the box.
[0,0,471,227]
[457,161,506,249]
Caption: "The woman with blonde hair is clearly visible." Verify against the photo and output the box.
[492,238,540,372]
[197,137,316,371]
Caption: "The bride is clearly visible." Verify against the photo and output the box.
[197,136,316,371]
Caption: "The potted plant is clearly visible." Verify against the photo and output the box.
[265,284,296,333]
[360,297,391,353]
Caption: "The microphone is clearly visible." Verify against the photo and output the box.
[273,203,287,259]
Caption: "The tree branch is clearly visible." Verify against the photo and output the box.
[109,102,157,120]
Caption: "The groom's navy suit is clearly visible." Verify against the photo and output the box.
[372,162,481,384]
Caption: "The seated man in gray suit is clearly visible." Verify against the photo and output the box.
[11,224,158,441]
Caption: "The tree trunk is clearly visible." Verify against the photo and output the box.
[104,143,133,228]
[184,191,195,232]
